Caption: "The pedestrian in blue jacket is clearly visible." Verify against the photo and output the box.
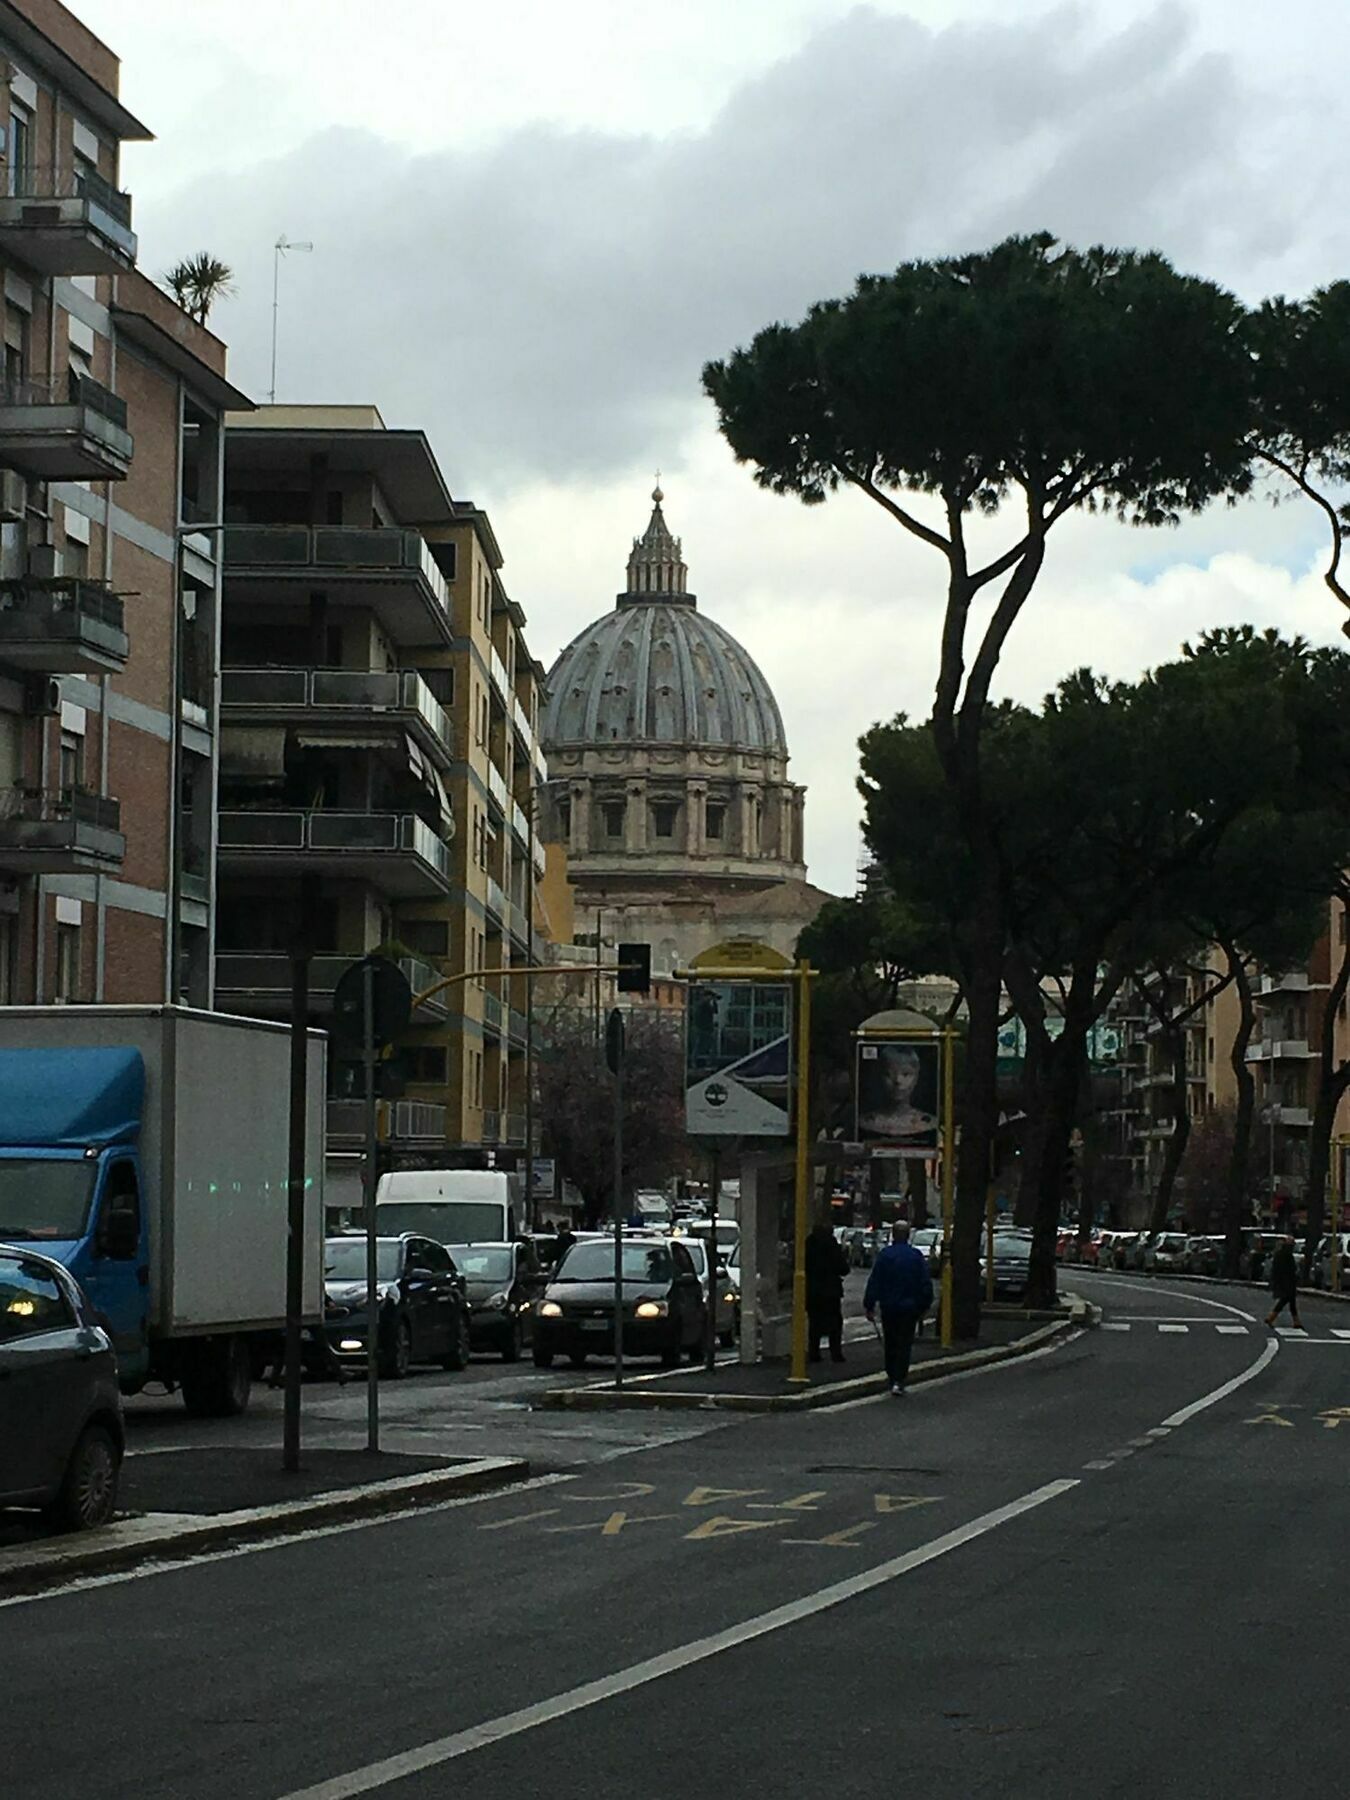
[864,1220,933,1396]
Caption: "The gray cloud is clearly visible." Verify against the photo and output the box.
[132,3,1332,495]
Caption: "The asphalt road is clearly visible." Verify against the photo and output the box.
[7,1269,1344,1799]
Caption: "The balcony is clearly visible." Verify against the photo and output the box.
[481,1108,500,1144]
[327,1098,447,1144]
[1259,970,1312,998]
[482,991,504,1036]
[484,874,505,921]
[488,647,509,705]
[485,760,508,815]
[0,785,123,872]
[217,809,452,897]
[220,666,452,768]
[509,797,530,844]
[509,1007,528,1045]
[0,576,127,673]
[511,695,533,748]
[216,952,449,1021]
[503,1111,527,1145]
[507,899,530,945]
[0,165,136,275]
[1246,1038,1317,1063]
[222,526,452,649]
[0,371,132,481]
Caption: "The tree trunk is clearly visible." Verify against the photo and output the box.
[1148,1026,1191,1235]
[951,936,1002,1339]
[1013,1023,1050,1229]
[1027,1027,1086,1308]
[1302,910,1350,1274]
[1222,946,1256,1277]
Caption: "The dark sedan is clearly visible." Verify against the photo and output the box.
[323,1235,470,1378]
[982,1230,1032,1299]
[0,1245,124,1530]
[533,1237,706,1369]
[449,1241,544,1360]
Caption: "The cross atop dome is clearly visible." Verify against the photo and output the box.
[623,479,692,606]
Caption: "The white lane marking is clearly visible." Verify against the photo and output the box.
[0,1472,577,1613]
[1127,1437,1155,1448]
[1078,1272,1259,1323]
[1083,1460,1113,1471]
[1157,1325,1189,1335]
[1160,1336,1279,1429]
[1277,1327,1308,1337]
[1333,1330,1350,1341]
[1102,1322,1131,1332]
[276,1479,1081,1800]
[1217,1325,1250,1335]
[1146,1428,1172,1438]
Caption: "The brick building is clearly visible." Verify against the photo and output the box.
[0,0,248,1005]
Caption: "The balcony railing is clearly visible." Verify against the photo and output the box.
[0,783,124,869]
[218,809,452,883]
[0,784,120,831]
[485,761,507,813]
[328,1098,447,1142]
[481,1108,500,1144]
[482,992,504,1034]
[509,1007,528,1044]
[509,798,529,842]
[223,525,450,611]
[0,369,129,430]
[511,695,532,745]
[484,875,505,919]
[221,666,451,751]
[0,575,128,672]
[507,900,530,944]
[488,647,509,704]
[218,951,448,1016]
[9,164,133,229]
[503,1112,527,1145]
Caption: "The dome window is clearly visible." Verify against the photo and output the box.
[601,800,626,839]
[652,802,680,840]
[705,802,725,840]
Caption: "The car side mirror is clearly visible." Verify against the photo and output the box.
[98,1207,138,1261]
[408,1266,435,1281]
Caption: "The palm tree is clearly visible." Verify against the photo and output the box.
[165,253,235,325]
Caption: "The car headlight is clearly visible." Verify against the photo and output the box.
[723,1291,737,1304]
[539,1300,562,1318]
[634,1299,668,1319]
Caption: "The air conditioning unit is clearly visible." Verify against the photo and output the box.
[0,469,27,522]
[22,674,60,717]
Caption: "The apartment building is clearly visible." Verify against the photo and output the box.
[212,406,549,1180]
[0,0,247,1006]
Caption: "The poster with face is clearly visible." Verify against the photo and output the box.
[856,1038,940,1156]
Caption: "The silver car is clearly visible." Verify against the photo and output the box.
[0,1245,124,1530]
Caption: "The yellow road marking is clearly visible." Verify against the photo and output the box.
[873,1494,943,1516]
[548,1511,679,1537]
[683,1515,786,1542]
[478,1508,563,1531]
[784,1523,879,1549]
[746,1491,828,1512]
[681,1486,769,1508]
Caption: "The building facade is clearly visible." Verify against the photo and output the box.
[0,0,246,1007]
[212,405,548,1191]
[540,488,832,976]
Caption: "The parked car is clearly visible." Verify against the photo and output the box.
[1127,1232,1153,1271]
[1184,1236,1219,1277]
[981,1230,1032,1298]
[323,1234,470,1377]
[911,1227,943,1271]
[1311,1233,1350,1290]
[0,1246,124,1530]
[1238,1231,1281,1283]
[449,1240,544,1360]
[1144,1232,1189,1273]
[533,1235,706,1369]
[679,1235,739,1348]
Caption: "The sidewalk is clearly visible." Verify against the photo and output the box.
[0,1447,530,1598]
[538,1301,1089,1413]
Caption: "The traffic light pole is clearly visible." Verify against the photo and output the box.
[607,1007,626,1389]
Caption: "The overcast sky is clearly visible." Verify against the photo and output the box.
[77,0,1350,895]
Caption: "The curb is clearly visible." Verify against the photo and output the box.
[537,1308,1085,1415]
[0,1454,530,1597]
[1085,1267,1350,1304]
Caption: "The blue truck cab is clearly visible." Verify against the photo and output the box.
[0,1047,151,1387]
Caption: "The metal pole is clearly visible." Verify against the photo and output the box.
[940,1027,956,1349]
[788,961,812,1385]
[269,239,281,403]
[525,788,536,1228]
[595,906,602,1046]
[1334,1139,1343,1295]
[705,1144,720,1372]
[612,1025,624,1389]
[362,958,380,1453]
[282,945,309,1472]
[985,1179,995,1306]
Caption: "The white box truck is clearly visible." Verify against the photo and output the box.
[0,1006,326,1416]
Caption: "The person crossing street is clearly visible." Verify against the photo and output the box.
[1266,1233,1302,1331]
[864,1219,934,1396]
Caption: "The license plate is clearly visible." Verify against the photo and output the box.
[581,1319,610,1333]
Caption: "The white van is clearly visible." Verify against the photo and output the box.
[375,1168,521,1246]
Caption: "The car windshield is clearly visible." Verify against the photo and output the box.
[449,1246,514,1280]
[555,1242,675,1283]
[325,1239,402,1282]
[376,1201,504,1243]
[686,1222,739,1248]
[0,1158,98,1242]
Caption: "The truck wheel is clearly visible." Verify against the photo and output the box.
[44,1423,120,1531]
[181,1335,252,1418]
[442,1314,471,1372]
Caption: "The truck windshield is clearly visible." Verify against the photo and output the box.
[0,1158,97,1242]
[376,1201,503,1243]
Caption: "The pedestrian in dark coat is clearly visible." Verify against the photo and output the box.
[805,1216,849,1363]
[1266,1234,1302,1331]
[864,1220,934,1396]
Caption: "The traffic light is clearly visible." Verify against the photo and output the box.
[616,942,651,993]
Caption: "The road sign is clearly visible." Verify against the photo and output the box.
[685,978,792,1137]
[690,938,791,973]
[331,955,412,1051]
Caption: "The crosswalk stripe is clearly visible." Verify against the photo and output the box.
[1333,1330,1350,1341]
[1157,1324,1189,1334]
[1277,1327,1308,1337]
[1216,1325,1250,1335]
[1102,1321,1131,1332]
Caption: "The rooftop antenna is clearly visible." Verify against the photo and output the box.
[269,234,313,404]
